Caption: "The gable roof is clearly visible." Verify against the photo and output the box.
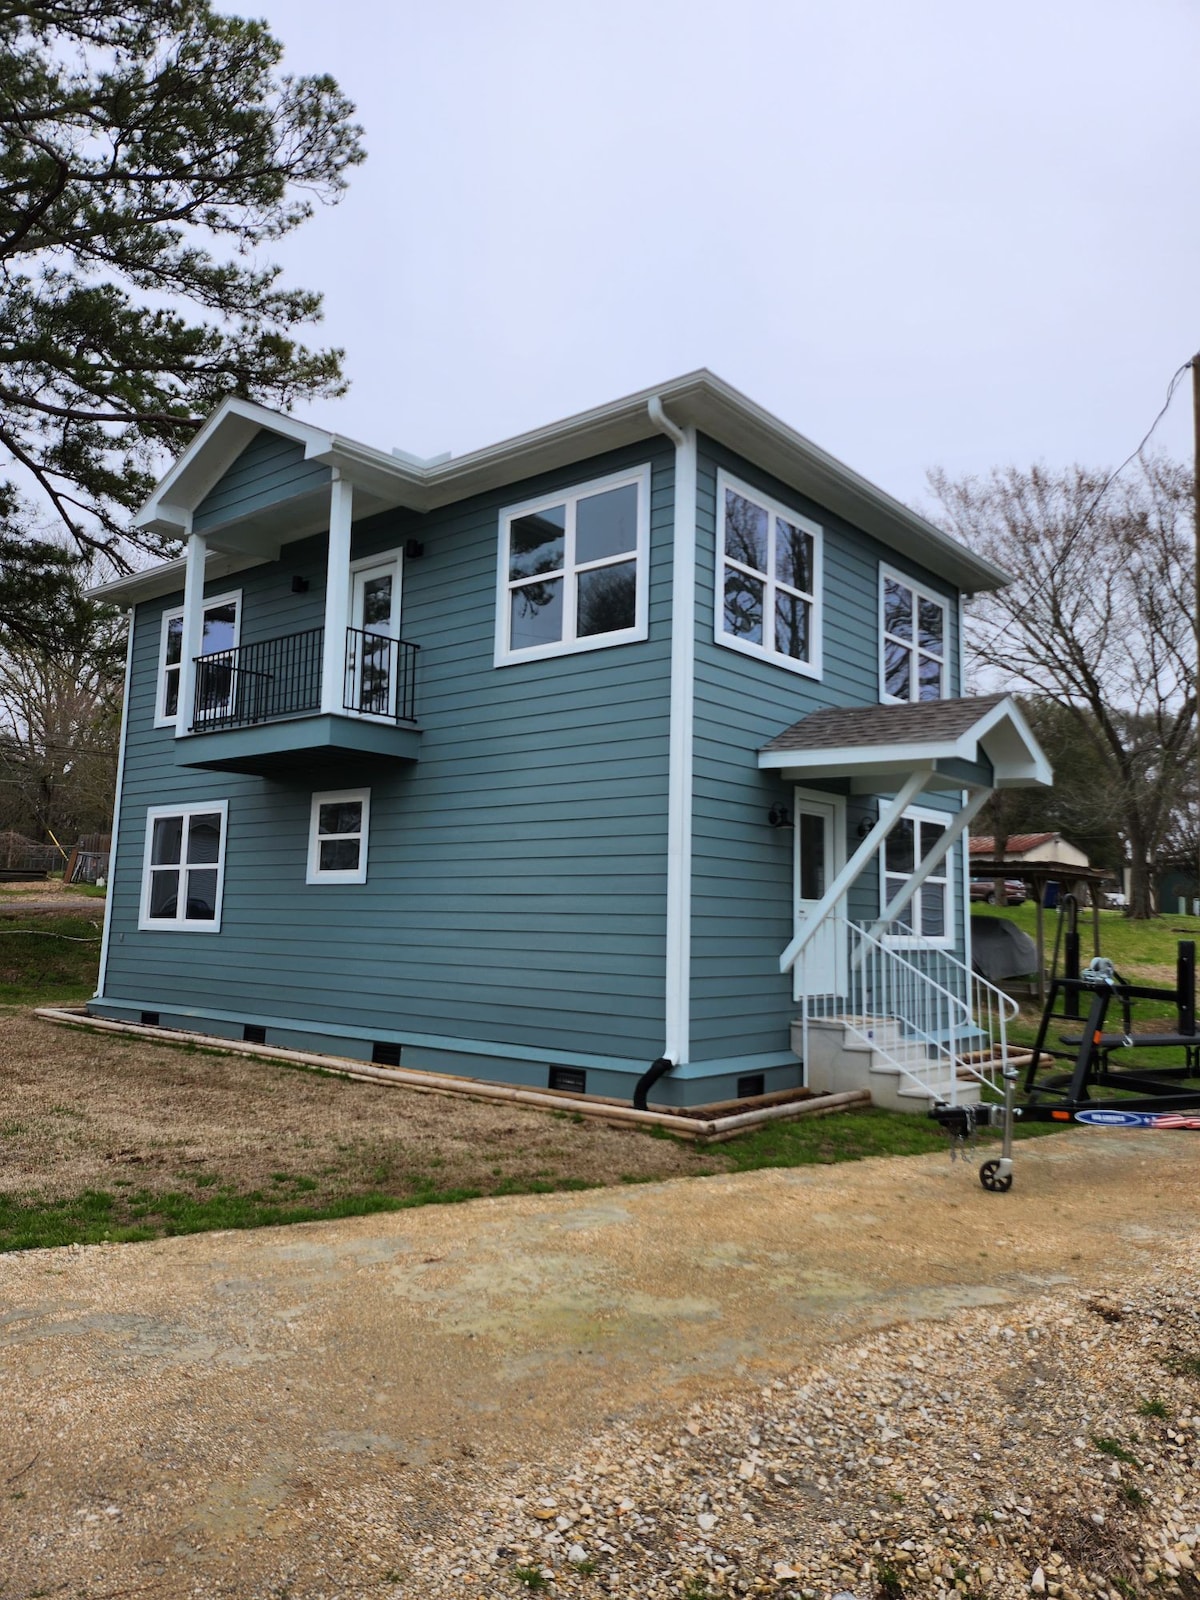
[758,693,1052,791]
[93,371,1011,606]
[969,833,1058,855]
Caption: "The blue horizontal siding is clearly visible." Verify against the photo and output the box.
[688,435,967,1063]
[193,429,331,533]
[101,438,676,1069]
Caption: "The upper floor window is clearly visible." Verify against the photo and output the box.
[716,471,822,678]
[880,570,948,702]
[882,807,951,946]
[495,465,650,665]
[156,592,241,727]
[139,801,228,932]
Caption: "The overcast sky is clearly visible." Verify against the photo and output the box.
[260,0,1200,514]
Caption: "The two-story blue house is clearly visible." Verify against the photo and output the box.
[88,372,1051,1111]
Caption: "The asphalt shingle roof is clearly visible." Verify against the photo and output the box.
[760,694,1008,755]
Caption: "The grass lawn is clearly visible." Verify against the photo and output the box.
[0,911,1061,1254]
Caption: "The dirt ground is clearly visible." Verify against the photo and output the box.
[0,1011,726,1212]
[1,1127,1199,1597]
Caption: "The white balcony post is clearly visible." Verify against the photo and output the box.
[175,527,207,738]
[321,471,353,714]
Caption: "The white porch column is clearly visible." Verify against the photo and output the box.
[320,471,353,714]
[175,527,207,738]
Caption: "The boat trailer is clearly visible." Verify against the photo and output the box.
[932,938,1200,1192]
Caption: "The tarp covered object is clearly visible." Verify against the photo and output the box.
[971,915,1038,981]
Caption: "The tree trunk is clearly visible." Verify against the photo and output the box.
[1126,831,1155,920]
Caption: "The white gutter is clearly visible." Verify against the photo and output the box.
[648,396,697,1068]
[94,610,136,1000]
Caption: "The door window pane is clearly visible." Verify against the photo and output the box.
[798,811,826,901]
[576,485,637,564]
[360,575,393,629]
[201,602,238,654]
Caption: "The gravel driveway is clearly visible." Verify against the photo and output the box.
[2,1129,1198,1598]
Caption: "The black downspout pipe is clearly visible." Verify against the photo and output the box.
[633,1056,674,1112]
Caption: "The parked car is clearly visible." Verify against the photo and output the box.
[969,878,1027,906]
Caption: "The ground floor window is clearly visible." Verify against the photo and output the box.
[307,789,370,884]
[139,802,228,931]
[882,807,951,944]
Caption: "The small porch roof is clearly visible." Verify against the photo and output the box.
[758,693,1052,792]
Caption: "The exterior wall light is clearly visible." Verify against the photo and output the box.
[768,803,792,830]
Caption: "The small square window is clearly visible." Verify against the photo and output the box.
[307,789,370,885]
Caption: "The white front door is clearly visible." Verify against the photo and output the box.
[793,793,846,1000]
[348,560,400,717]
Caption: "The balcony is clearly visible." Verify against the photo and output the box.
[175,626,421,776]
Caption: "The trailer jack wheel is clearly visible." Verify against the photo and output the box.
[979,1157,1013,1193]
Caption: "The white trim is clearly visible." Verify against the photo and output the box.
[306,788,370,885]
[94,610,136,1000]
[791,787,848,1000]
[494,463,651,666]
[714,468,823,680]
[155,588,241,729]
[958,593,974,982]
[880,804,956,949]
[138,800,229,933]
[661,423,697,1065]
[320,473,354,714]
[879,565,949,705]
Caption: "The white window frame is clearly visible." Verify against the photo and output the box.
[714,469,823,680]
[494,464,651,666]
[880,804,954,949]
[306,788,370,885]
[155,590,242,728]
[879,567,949,704]
[138,800,229,933]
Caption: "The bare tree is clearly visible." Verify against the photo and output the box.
[929,457,1195,918]
[0,596,125,846]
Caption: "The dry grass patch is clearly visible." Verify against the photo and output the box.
[0,1010,725,1245]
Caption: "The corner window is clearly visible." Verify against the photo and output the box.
[880,571,947,702]
[155,592,241,727]
[307,789,370,885]
[882,808,951,945]
[139,802,228,931]
[495,465,650,664]
[716,470,822,678]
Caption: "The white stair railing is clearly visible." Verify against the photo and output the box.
[795,918,1018,1105]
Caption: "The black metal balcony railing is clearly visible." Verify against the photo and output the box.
[343,627,418,724]
[191,626,418,732]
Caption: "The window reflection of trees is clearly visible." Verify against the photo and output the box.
[578,563,636,638]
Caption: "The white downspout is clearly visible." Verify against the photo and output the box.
[959,592,974,980]
[94,609,136,1001]
[648,396,697,1069]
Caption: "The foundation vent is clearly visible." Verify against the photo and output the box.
[140,1011,160,1028]
[243,1024,267,1045]
[549,1066,587,1095]
[372,1041,402,1067]
[737,1073,766,1100]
